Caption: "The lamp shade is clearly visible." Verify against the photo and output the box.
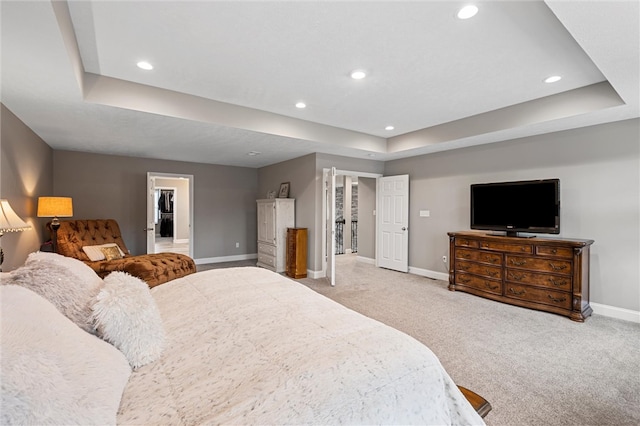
[37,197,73,218]
[0,199,32,233]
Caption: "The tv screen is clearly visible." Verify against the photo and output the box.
[470,179,560,236]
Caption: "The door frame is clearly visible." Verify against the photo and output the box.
[147,172,194,257]
[321,168,382,281]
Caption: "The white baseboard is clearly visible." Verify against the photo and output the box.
[173,238,189,244]
[409,266,449,282]
[307,269,325,279]
[195,253,257,265]
[356,256,375,265]
[590,302,640,323]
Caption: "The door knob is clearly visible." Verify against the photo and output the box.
[402,227,407,231]
[143,228,154,231]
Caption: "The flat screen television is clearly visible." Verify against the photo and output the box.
[470,179,560,237]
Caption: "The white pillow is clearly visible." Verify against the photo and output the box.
[0,285,131,425]
[3,252,102,333]
[93,272,166,369]
[82,243,126,261]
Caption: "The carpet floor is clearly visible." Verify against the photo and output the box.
[199,256,640,425]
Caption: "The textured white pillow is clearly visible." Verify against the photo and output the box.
[3,252,102,333]
[0,285,131,425]
[93,272,166,368]
[82,243,126,261]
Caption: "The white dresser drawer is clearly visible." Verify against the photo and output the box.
[258,242,277,256]
[257,253,277,268]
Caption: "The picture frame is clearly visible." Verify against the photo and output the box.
[278,182,290,198]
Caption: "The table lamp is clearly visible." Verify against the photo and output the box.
[0,199,32,271]
[37,197,73,253]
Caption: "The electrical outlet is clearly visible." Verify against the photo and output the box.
[442,255,447,263]
[235,242,240,248]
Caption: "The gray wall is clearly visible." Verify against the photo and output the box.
[357,177,376,260]
[53,150,258,261]
[385,118,640,311]
[0,104,53,270]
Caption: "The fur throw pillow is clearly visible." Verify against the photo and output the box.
[0,285,131,425]
[93,272,166,368]
[3,252,102,333]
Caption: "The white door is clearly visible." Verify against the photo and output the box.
[146,174,156,254]
[326,167,337,285]
[377,175,409,272]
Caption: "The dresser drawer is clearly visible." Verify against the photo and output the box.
[535,245,573,259]
[505,255,572,275]
[505,269,572,291]
[455,238,479,248]
[456,260,502,279]
[477,240,533,254]
[258,242,277,256]
[505,284,572,310]
[257,253,277,268]
[455,273,502,295]
[455,248,502,265]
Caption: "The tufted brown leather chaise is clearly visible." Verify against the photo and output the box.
[53,219,196,288]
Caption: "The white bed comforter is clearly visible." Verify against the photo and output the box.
[117,267,484,425]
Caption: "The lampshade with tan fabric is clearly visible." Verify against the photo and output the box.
[37,197,73,219]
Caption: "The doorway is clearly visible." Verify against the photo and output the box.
[322,168,382,285]
[146,172,194,258]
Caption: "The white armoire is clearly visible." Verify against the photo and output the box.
[256,198,295,273]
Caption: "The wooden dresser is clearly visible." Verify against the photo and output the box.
[448,231,594,322]
[286,228,307,279]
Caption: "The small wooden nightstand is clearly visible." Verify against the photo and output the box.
[286,228,307,279]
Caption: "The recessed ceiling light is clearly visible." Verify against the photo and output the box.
[544,75,562,83]
[247,151,261,156]
[350,70,367,80]
[385,125,395,131]
[295,102,306,109]
[457,5,478,19]
[367,153,376,157]
[136,61,153,70]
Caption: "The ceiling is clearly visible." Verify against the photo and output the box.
[1,1,638,168]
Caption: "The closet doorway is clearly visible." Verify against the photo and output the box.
[146,172,194,258]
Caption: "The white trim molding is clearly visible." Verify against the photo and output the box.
[409,266,449,282]
[195,253,257,265]
[356,256,376,265]
[590,302,640,323]
[307,269,325,279]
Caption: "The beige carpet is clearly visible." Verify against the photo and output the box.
[198,256,640,425]
[298,255,640,426]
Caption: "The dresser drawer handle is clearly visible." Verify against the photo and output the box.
[509,272,526,281]
[550,248,558,254]
[482,243,490,248]
[485,268,498,277]
[549,278,568,287]
[549,263,567,271]
[509,288,526,296]
[459,277,471,283]
[510,259,527,266]
[459,264,470,271]
[548,295,567,303]
[484,282,500,291]
[520,247,527,252]
[462,253,471,259]
[485,255,498,263]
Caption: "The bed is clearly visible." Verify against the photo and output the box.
[1,252,485,425]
